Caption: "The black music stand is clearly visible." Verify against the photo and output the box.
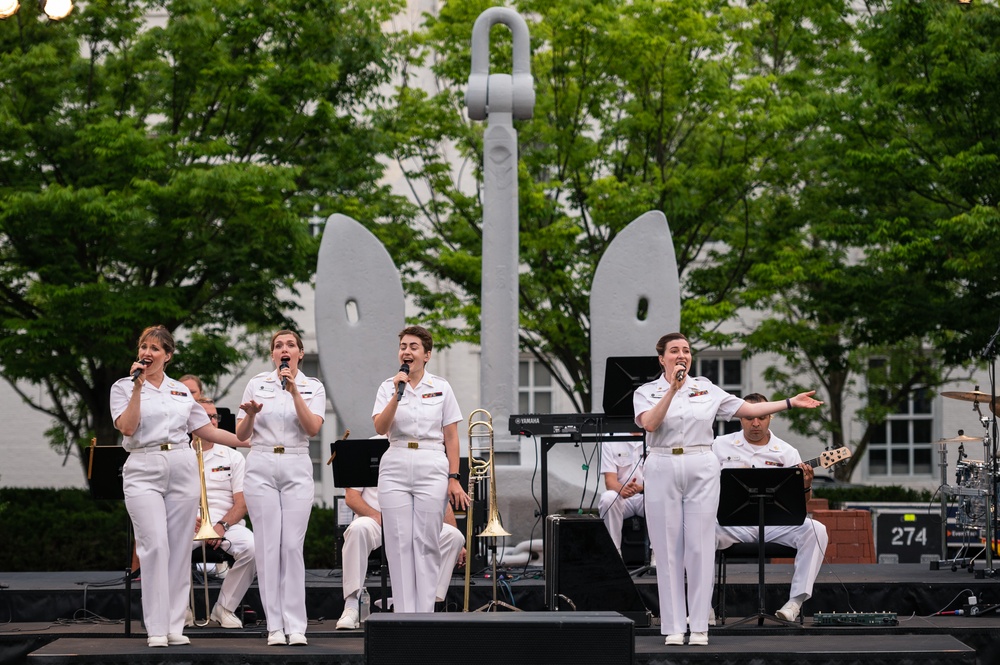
[716,467,806,628]
[330,438,390,611]
[603,356,662,417]
[87,443,133,635]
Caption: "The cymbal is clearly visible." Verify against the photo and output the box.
[941,390,997,403]
[939,434,984,444]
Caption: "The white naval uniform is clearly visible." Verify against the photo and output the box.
[713,431,829,602]
[194,443,255,613]
[239,370,326,636]
[372,371,462,613]
[598,440,646,552]
[110,375,209,638]
[633,374,743,636]
[341,487,465,603]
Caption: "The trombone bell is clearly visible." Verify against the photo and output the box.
[193,437,218,541]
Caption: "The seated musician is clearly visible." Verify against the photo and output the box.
[598,439,646,557]
[712,393,829,623]
[336,485,466,629]
[189,398,256,629]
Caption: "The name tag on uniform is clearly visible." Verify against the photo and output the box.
[422,392,443,398]
[258,385,275,393]
[300,391,312,395]
[171,390,188,396]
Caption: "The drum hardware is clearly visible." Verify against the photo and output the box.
[934,406,999,576]
[941,386,998,416]
[939,433,984,445]
[941,390,997,403]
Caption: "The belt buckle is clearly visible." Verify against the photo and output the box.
[407,441,419,450]
[274,446,285,454]
[672,447,684,455]
[159,443,171,451]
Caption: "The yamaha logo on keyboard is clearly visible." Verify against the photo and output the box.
[516,417,540,425]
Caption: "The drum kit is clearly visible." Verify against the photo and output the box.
[938,389,1000,574]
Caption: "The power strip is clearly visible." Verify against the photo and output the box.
[813,611,898,626]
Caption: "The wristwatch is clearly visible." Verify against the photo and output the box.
[447,473,462,481]
[217,520,231,532]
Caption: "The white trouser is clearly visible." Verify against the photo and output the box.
[192,523,256,612]
[644,450,719,635]
[377,446,449,613]
[342,516,465,602]
[244,452,314,635]
[716,518,829,601]
[123,448,200,637]
[598,490,645,551]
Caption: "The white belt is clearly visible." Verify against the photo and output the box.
[650,444,713,456]
[389,441,445,452]
[251,445,310,455]
[129,442,189,453]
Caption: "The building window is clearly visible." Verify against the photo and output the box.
[519,357,553,413]
[695,355,743,436]
[867,362,934,477]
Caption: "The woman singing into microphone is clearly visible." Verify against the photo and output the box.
[111,325,249,648]
[634,332,822,646]
[238,330,326,646]
[372,325,469,612]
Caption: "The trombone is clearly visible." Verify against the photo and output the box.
[191,436,223,626]
[463,409,519,612]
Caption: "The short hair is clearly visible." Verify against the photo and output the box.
[270,329,304,352]
[399,325,433,353]
[743,393,767,405]
[655,332,689,357]
[179,374,204,393]
[196,398,215,405]
[137,325,175,362]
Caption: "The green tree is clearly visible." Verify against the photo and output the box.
[380,0,816,410]
[727,0,1000,480]
[0,0,406,475]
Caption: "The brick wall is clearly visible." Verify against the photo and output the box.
[772,499,877,564]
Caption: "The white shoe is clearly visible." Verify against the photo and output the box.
[167,634,190,646]
[776,599,801,622]
[689,631,708,646]
[664,634,684,646]
[336,607,360,630]
[147,636,168,648]
[184,607,194,627]
[212,561,229,579]
[288,632,308,646]
[708,607,717,627]
[210,603,243,629]
[267,631,286,646]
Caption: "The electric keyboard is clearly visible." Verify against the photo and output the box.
[509,413,640,436]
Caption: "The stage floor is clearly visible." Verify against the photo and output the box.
[2,564,999,664]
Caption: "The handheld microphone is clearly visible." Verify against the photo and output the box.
[280,359,289,390]
[675,362,686,383]
[396,363,410,402]
[131,359,150,383]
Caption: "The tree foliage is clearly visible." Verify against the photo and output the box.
[0,0,406,470]
[381,0,1000,480]
[379,0,818,410]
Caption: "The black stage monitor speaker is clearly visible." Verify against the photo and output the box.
[544,514,651,626]
[365,611,634,665]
